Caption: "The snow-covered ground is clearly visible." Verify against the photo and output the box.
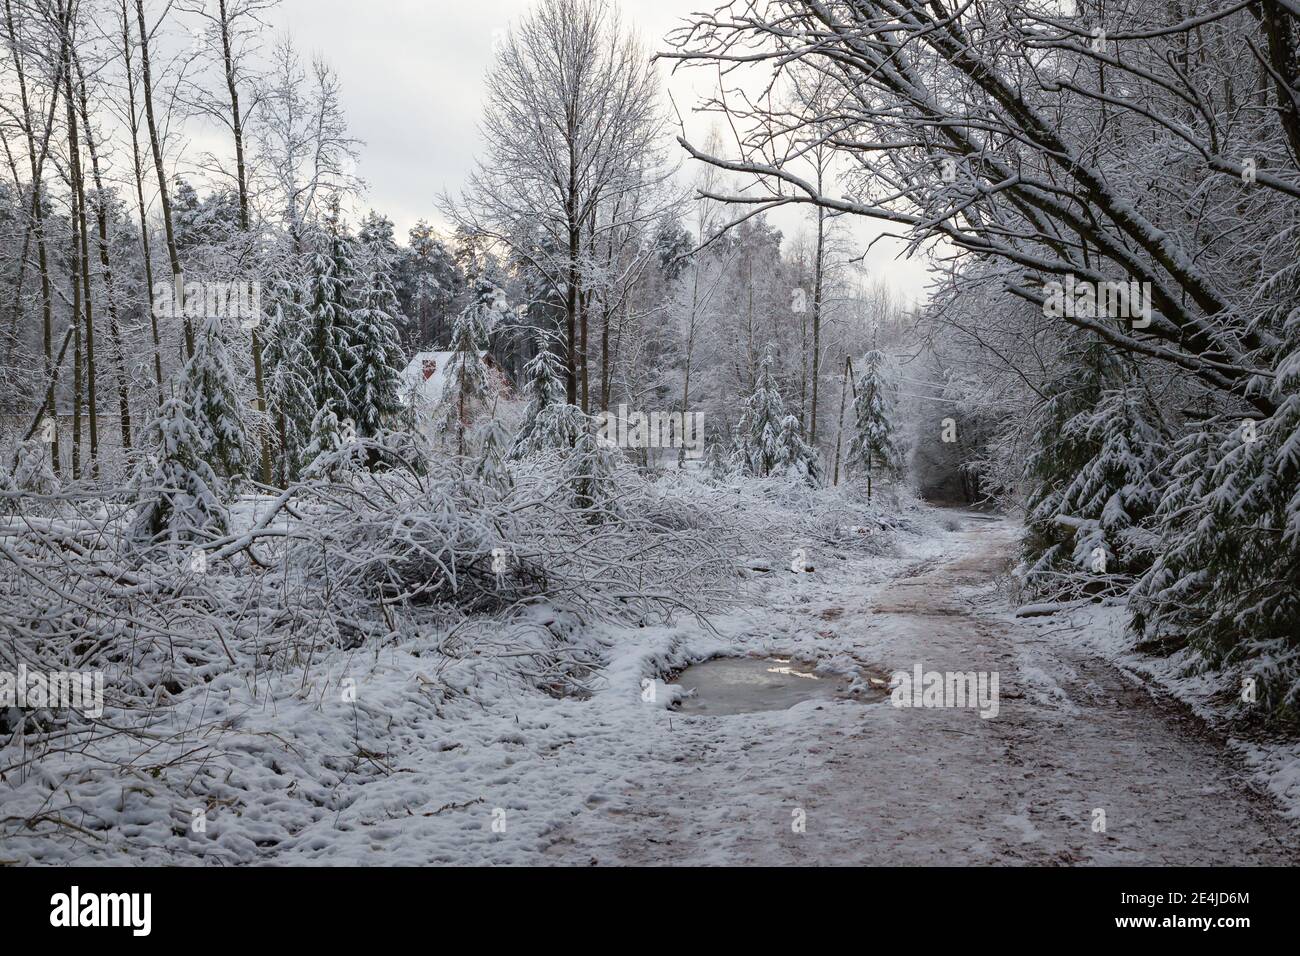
[1005,582,1300,833]
[543,517,1299,865]
[3,507,1297,865]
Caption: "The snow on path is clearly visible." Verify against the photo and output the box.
[157,511,1297,867]
[11,509,1292,865]
[538,518,1300,865]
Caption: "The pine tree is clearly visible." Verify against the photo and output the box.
[438,279,499,456]
[177,313,252,479]
[131,397,229,545]
[348,217,407,437]
[845,349,901,496]
[734,353,787,477]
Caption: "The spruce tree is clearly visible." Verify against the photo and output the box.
[348,218,407,437]
[845,349,902,496]
[1050,388,1164,577]
[438,279,498,456]
[734,353,787,477]
[776,413,822,486]
[474,418,514,490]
[304,201,356,416]
[300,403,355,480]
[564,426,622,520]
[511,330,584,458]
[1022,337,1126,587]
[177,313,252,479]
[703,440,732,480]
[131,397,229,545]
[1132,314,1300,714]
[263,297,317,484]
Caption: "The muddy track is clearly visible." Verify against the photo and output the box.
[543,520,1299,865]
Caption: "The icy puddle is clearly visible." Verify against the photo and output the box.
[672,657,856,715]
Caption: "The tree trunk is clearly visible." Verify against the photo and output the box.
[135,0,191,357]
[121,0,163,405]
[810,204,825,445]
[64,45,99,475]
[832,356,850,486]
[599,301,611,412]
[72,260,82,479]
[76,57,133,451]
[565,222,579,406]
[6,0,67,474]
[217,0,272,484]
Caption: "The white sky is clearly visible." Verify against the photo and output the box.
[274,0,934,304]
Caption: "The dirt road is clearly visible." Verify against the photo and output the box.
[544,518,1299,865]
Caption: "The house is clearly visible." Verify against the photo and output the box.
[397,351,513,424]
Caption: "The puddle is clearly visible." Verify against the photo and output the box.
[671,657,872,715]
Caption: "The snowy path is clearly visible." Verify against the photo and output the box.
[540,518,1299,865]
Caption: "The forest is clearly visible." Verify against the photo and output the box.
[1,0,1298,868]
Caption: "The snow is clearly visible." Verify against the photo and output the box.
[5,501,1296,865]
[1008,594,1300,826]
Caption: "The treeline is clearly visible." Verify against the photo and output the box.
[0,0,470,483]
[0,0,910,493]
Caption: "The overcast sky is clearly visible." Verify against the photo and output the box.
[275,0,933,304]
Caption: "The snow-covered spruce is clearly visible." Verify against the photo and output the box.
[733,351,819,484]
[845,349,903,493]
[347,219,408,438]
[1132,314,1300,718]
[177,314,254,480]
[131,396,231,545]
[438,279,501,456]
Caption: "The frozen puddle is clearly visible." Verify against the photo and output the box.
[672,657,857,715]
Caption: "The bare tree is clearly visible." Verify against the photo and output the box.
[74,48,133,451]
[57,0,102,476]
[134,0,191,356]
[116,0,164,404]
[179,0,277,484]
[4,0,69,471]
[446,0,671,411]
[253,34,359,253]
[665,0,1300,416]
